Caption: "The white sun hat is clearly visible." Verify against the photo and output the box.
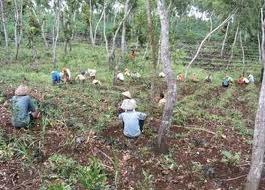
[121,99,137,110]
[122,91,132,99]
[92,79,101,85]
[159,72,166,78]
[117,73,125,81]
[15,85,30,96]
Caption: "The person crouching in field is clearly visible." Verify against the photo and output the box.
[118,99,147,138]
[11,85,40,128]
[119,91,136,113]
[158,92,166,107]
[51,70,61,84]
[61,68,71,83]
[237,74,249,85]
[75,71,86,83]
[247,73,255,83]
[222,74,233,87]
[176,73,185,81]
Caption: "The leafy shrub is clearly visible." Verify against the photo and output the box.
[47,182,71,190]
[48,154,78,182]
[221,150,240,166]
[78,158,107,190]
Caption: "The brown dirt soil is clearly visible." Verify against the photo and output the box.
[1,83,265,190]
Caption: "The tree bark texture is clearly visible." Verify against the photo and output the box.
[239,31,245,74]
[157,0,177,152]
[228,24,239,66]
[245,7,265,190]
[245,59,265,190]
[221,21,230,57]
[121,0,130,59]
[14,0,23,60]
[89,0,95,46]
[52,0,60,64]
[0,0,8,48]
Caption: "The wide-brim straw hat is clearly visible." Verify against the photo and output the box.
[15,85,30,96]
[122,91,132,99]
[121,99,137,110]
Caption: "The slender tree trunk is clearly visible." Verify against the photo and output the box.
[14,0,23,60]
[93,6,106,45]
[89,0,95,46]
[208,14,213,42]
[245,7,265,189]
[41,20,49,49]
[108,8,132,70]
[228,24,239,65]
[221,21,230,57]
[32,8,48,49]
[121,0,130,59]
[185,14,232,78]
[239,31,245,74]
[70,11,76,45]
[52,1,60,64]
[0,0,8,48]
[103,8,109,55]
[157,0,177,152]
[145,0,158,99]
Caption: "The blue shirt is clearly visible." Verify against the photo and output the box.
[51,71,61,83]
[119,111,146,137]
[11,95,36,128]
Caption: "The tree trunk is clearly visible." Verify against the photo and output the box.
[228,24,239,66]
[221,21,230,57]
[41,20,49,49]
[70,11,76,46]
[239,31,245,74]
[185,14,232,78]
[157,0,177,153]
[0,0,8,48]
[14,0,23,60]
[245,7,265,190]
[106,7,131,70]
[32,8,48,49]
[145,0,158,99]
[103,8,108,55]
[89,0,95,46]
[208,14,213,42]
[52,1,60,64]
[245,54,265,190]
[121,0,130,59]
[93,6,106,46]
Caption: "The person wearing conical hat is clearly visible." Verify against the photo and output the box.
[11,85,40,128]
[75,71,86,83]
[118,99,147,138]
[117,72,125,81]
[119,91,136,113]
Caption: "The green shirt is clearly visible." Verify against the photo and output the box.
[11,95,36,128]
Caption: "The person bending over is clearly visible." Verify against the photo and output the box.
[11,85,40,128]
[51,70,61,84]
